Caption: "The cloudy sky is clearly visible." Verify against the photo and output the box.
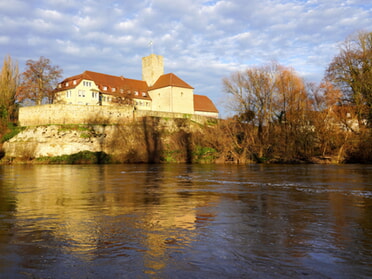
[0,0,371,116]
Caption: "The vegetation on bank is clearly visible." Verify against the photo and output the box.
[36,151,111,164]
[1,115,371,164]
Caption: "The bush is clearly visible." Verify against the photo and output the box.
[37,151,111,164]
[193,145,217,163]
[1,123,25,142]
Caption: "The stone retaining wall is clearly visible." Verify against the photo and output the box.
[18,104,216,126]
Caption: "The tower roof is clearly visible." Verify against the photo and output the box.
[150,73,194,90]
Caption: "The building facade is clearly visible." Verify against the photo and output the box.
[54,54,218,118]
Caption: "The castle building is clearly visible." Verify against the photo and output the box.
[54,54,218,118]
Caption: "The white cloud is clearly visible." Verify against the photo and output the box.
[0,0,29,14]
[0,36,10,45]
[0,0,371,116]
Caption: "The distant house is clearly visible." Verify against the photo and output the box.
[54,54,219,118]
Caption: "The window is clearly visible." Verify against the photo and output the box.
[112,88,116,92]
[66,82,69,87]
[73,80,77,85]
[120,89,124,93]
[142,92,147,97]
[103,86,108,91]
[134,91,138,96]
[66,91,72,98]
[58,84,62,88]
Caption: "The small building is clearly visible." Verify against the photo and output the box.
[54,54,219,118]
[193,94,219,118]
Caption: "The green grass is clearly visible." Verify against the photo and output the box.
[58,124,90,132]
[193,145,217,163]
[36,151,111,164]
[1,123,25,142]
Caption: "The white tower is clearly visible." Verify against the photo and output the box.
[142,54,164,87]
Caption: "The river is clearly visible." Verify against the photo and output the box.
[0,164,371,278]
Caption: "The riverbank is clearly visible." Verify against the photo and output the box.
[1,117,371,164]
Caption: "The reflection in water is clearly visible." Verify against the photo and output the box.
[0,164,371,278]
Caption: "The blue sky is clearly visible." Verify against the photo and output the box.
[0,0,371,116]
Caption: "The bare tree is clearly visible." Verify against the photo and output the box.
[273,66,313,160]
[326,31,372,126]
[223,63,278,160]
[17,56,63,105]
[0,55,19,122]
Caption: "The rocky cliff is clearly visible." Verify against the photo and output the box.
[4,125,109,159]
[2,117,206,163]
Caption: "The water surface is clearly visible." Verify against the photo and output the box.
[0,164,371,278]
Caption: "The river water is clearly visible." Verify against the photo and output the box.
[0,164,371,278]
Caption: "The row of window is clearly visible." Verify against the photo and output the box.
[134,101,150,107]
[101,86,148,97]
[59,81,149,99]
[66,90,149,107]
[66,90,112,102]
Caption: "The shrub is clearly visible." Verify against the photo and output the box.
[37,151,111,164]
[1,123,25,142]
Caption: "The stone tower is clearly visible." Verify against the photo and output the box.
[142,54,164,87]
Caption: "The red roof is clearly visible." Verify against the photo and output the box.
[194,94,219,113]
[56,71,151,100]
[150,73,194,90]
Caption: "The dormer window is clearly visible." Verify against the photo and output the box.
[142,92,147,97]
[66,82,69,87]
[134,91,138,96]
[73,80,77,85]
[103,86,108,91]
[58,84,62,88]
[112,88,116,92]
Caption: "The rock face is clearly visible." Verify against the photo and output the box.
[3,118,197,162]
[3,125,112,158]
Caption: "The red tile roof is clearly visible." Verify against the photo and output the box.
[56,71,151,100]
[194,94,219,113]
[150,73,194,90]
